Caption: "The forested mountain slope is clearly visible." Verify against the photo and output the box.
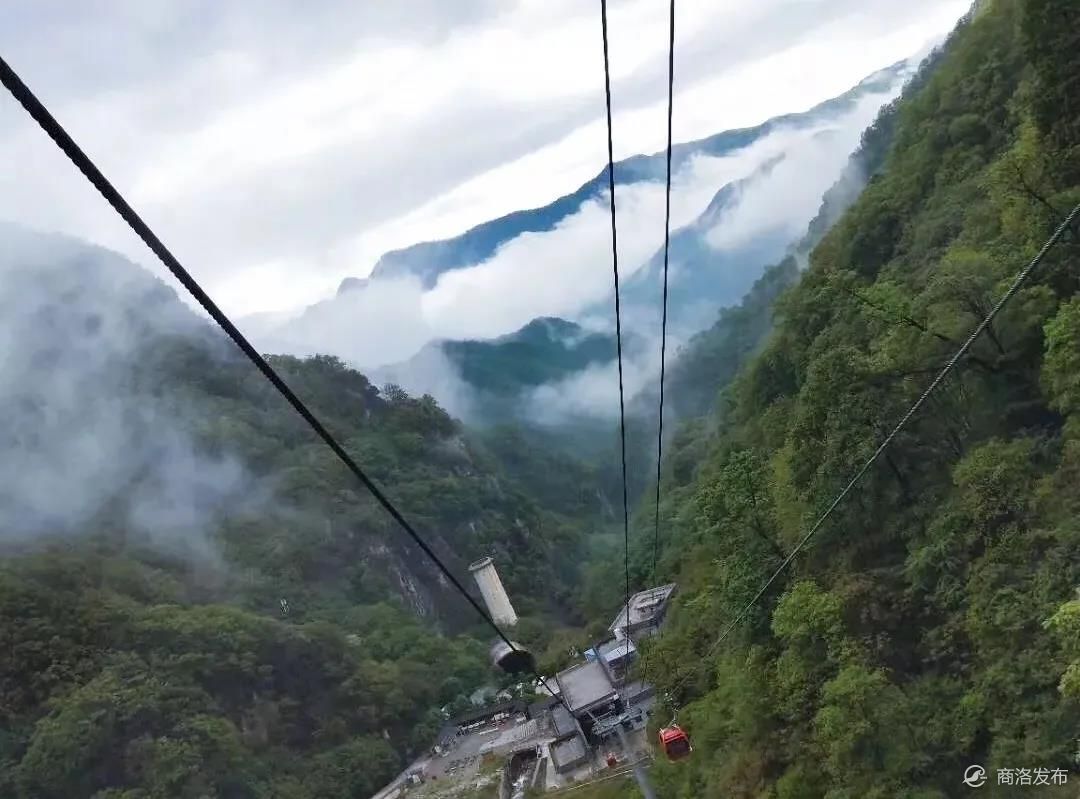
[0,230,602,797]
[637,0,1080,796]
[642,34,949,427]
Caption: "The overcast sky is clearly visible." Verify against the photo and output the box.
[0,0,968,317]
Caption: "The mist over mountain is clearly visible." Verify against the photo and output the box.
[246,61,917,425]
[0,223,253,559]
[0,221,604,616]
[0,205,640,793]
[7,1,1045,796]
[368,62,908,291]
[644,2,1080,794]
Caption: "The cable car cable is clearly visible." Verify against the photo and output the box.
[0,52,574,709]
[639,0,676,695]
[598,0,634,685]
[651,0,676,593]
[701,200,1080,656]
[596,4,670,785]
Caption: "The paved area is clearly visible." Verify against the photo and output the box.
[385,713,549,796]
[425,728,497,780]
[371,682,656,794]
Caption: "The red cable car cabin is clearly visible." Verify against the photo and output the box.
[658,724,692,761]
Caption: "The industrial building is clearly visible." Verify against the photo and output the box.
[539,582,678,777]
[591,637,637,682]
[543,697,593,774]
[540,628,634,774]
[371,581,678,794]
[545,620,657,774]
[550,734,590,773]
[609,583,677,641]
[555,660,620,737]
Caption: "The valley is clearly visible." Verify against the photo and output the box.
[1,0,1078,797]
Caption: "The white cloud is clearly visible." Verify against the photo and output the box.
[254,71,906,390]
[259,276,434,367]
[0,0,969,320]
[704,91,892,253]
[0,225,257,559]
[523,344,665,427]
[418,125,789,340]
[255,124,777,366]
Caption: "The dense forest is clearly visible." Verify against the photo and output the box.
[625,0,1080,796]
[3,0,1079,797]
[0,242,607,796]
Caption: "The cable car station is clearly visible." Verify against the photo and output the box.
[371,567,679,797]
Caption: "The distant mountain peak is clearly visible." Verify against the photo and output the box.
[336,276,369,295]
[366,60,912,290]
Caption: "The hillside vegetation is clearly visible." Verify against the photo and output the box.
[637,0,1080,796]
[0,247,604,797]
[4,1,1080,797]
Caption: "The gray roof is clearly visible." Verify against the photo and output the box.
[551,735,588,769]
[551,704,578,739]
[609,583,677,633]
[620,680,654,703]
[556,660,616,714]
[528,698,557,720]
[597,638,637,662]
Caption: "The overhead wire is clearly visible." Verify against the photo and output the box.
[639,0,676,693]
[597,0,634,682]
[652,0,676,589]
[0,52,572,710]
[666,200,1080,701]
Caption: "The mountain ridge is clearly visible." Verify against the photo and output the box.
[368,61,912,290]
[251,60,916,410]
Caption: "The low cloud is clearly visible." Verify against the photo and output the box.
[0,0,968,318]
[371,344,478,422]
[252,71,907,430]
[259,276,435,367]
[0,225,257,561]
[481,81,906,425]
[422,112,868,342]
[521,336,669,427]
[704,94,889,254]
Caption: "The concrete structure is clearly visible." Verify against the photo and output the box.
[620,680,655,707]
[550,735,590,773]
[596,637,637,682]
[554,659,623,742]
[556,660,618,716]
[550,704,580,740]
[489,639,535,674]
[470,556,518,626]
[609,583,677,641]
[451,698,527,736]
[369,583,679,798]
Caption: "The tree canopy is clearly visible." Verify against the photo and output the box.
[633,1,1080,795]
